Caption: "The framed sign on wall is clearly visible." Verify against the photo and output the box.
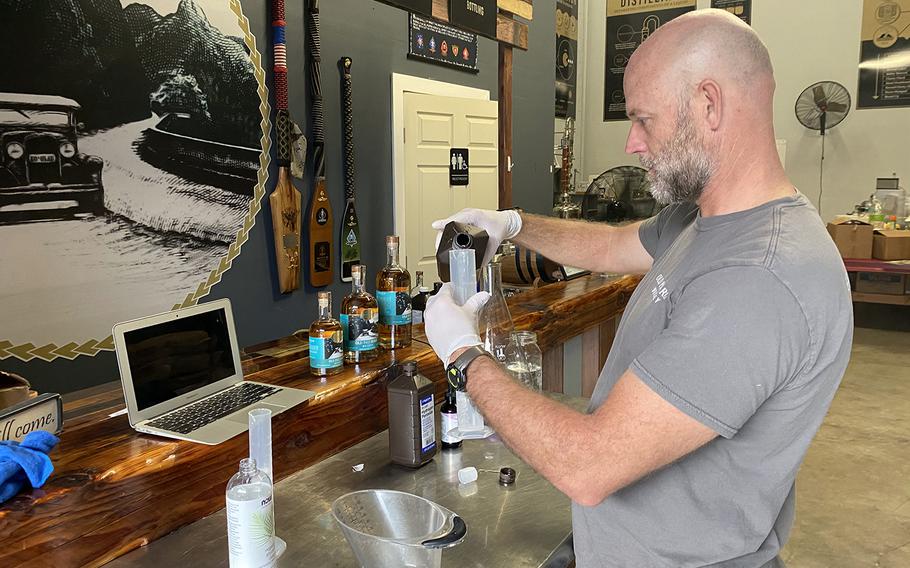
[603,0,696,121]
[857,0,910,109]
[0,0,269,363]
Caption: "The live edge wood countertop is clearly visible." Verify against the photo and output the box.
[0,274,640,568]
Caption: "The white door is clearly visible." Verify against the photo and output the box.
[403,92,498,284]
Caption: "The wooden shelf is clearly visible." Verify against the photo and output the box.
[852,291,910,305]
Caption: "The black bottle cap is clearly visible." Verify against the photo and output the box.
[499,467,516,485]
[402,360,418,375]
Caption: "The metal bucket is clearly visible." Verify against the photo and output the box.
[332,489,466,568]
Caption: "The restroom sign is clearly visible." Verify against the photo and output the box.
[450,148,469,186]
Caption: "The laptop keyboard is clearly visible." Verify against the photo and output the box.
[147,382,281,435]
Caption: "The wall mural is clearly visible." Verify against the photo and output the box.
[0,0,270,362]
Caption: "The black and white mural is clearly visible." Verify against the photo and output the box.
[0,0,269,362]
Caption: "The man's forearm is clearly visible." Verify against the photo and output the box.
[512,213,614,273]
[464,355,597,503]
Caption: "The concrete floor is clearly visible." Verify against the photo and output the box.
[781,326,910,567]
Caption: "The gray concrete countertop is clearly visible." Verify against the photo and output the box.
[107,395,587,567]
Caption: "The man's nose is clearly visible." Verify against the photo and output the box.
[625,124,647,155]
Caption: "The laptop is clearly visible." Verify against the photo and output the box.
[112,298,315,445]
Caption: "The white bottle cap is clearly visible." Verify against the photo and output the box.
[457,466,478,484]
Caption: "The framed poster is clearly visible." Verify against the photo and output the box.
[603,0,696,121]
[858,0,910,109]
[0,0,268,362]
[710,0,751,25]
[409,13,479,72]
[556,0,578,118]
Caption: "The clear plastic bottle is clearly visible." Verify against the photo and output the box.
[505,331,543,391]
[869,193,885,229]
[226,458,276,568]
[479,260,514,362]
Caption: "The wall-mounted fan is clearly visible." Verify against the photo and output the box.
[795,81,851,216]
[583,166,653,221]
[795,81,850,135]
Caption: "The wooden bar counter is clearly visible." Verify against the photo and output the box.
[0,274,639,568]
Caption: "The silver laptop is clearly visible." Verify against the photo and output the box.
[112,298,314,445]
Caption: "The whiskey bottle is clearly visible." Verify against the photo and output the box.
[411,271,431,325]
[340,264,379,364]
[309,291,344,377]
[377,235,411,349]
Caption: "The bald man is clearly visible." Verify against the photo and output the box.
[425,9,853,567]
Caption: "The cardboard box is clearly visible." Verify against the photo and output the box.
[855,272,906,295]
[872,230,910,260]
[827,220,873,259]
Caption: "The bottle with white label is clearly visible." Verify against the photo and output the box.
[226,458,276,568]
[387,360,436,468]
[440,387,461,450]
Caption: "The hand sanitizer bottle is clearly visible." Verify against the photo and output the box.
[226,458,276,567]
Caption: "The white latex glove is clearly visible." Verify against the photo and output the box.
[424,283,491,366]
[432,208,523,267]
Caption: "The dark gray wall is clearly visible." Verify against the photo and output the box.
[512,0,557,216]
[4,0,557,394]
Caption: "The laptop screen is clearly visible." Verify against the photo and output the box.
[124,307,237,411]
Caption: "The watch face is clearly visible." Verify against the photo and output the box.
[447,365,466,391]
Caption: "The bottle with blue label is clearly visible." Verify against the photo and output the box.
[377,235,411,349]
[340,264,379,364]
[309,291,344,377]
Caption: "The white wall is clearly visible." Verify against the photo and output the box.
[575,0,910,220]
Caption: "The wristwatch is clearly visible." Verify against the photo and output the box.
[446,345,490,391]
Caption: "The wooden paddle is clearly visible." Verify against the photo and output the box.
[338,56,361,282]
[269,0,302,293]
[306,0,334,287]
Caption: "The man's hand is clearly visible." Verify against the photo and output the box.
[424,283,490,366]
[432,208,522,267]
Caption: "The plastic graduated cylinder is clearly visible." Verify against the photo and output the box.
[448,249,492,439]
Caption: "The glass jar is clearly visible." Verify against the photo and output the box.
[505,331,543,391]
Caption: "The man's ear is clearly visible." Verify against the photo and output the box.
[699,79,723,131]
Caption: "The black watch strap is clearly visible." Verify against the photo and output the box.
[446,345,489,391]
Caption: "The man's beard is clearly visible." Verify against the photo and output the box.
[640,108,714,205]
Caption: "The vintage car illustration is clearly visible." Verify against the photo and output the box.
[0,93,104,218]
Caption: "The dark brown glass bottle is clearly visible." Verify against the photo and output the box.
[440,388,461,449]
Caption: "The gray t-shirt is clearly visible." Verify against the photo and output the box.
[572,193,853,567]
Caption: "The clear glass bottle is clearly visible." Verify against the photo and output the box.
[226,458,276,568]
[411,271,431,325]
[479,259,514,362]
[340,264,379,364]
[505,331,543,391]
[309,291,344,376]
[377,235,412,349]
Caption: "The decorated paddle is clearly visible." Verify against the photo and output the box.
[338,56,361,282]
[269,0,302,293]
[306,0,334,287]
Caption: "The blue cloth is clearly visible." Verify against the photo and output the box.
[0,430,59,503]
